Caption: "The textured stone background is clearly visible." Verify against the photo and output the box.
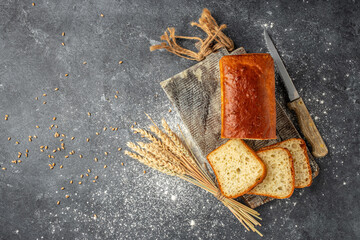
[0,1,359,239]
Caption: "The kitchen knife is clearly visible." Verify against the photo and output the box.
[264,29,328,158]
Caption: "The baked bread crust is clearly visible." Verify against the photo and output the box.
[207,139,267,198]
[260,138,313,188]
[220,54,276,140]
[248,147,295,199]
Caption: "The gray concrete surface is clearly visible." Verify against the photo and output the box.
[0,1,359,239]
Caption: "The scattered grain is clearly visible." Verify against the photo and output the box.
[87,112,91,116]
[70,180,73,184]
[54,88,59,91]
[57,201,60,205]
[87,169,91,173]
[100,13,104,17]
[62,32,65,36]
[43,93,47,97]
[62,42,65,46]
[94,157,98,162]
[60,165,63,169]
[65,195,70,199]
[53,117,57,121]
[8,137,11,141]
[80,174,84,178]
[83,61,87,65]
[103,165,107,169]
[79,154,83,158]
[36,125,39,128]
[104,152,108,156]
[61,187,65,190]
[86,138,90,142]
[119,61,123,64]
[94,176,98,180]
[43,101,46,104]
[79,181,82,185]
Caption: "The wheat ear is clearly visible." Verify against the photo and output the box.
[161,119,197,166]
[126,142,185,176]
[133,128,164,148]
[124,150,179,176]
[137,141,187,174]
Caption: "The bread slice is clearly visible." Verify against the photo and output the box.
[247,148,295,199]
[207,139,267,198]
[260,138,312,188]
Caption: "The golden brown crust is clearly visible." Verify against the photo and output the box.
[206,139,267,198]
[248,147,295,199]
[220,54,276,140]
[259,138,313,188]
[298,139,313,188]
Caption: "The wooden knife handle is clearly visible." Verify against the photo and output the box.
[288,98,328,158]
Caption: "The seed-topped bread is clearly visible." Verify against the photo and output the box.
[207,139,267,198]
[260,138,312,188]
[247,148,295,199]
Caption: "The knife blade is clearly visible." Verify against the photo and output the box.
[264,29,328,158]
[264,30,300,101]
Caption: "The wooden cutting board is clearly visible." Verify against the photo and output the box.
[160,47,319,208]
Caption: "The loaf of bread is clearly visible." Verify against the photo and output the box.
[248,148,295,199]
[207,139,267,198]
[260,138,312,188]
[220,54,276,140]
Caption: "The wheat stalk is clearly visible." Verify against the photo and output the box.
[124,117,263,236]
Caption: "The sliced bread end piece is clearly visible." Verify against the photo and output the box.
[207,139,267,198]
[248,147,295,199]
[261,138,312,188]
